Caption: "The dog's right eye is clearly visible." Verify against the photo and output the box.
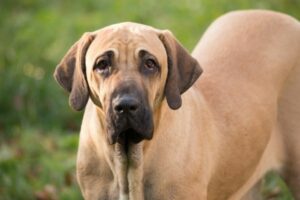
[94,58,110,74]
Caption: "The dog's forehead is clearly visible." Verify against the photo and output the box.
[103,22,156,35]
[86,22,167,65]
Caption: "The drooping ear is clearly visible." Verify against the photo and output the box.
[159,30,203,110]
[54,33,95,111]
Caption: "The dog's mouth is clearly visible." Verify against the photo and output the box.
[117,128,145,153]
[106,100,154,146]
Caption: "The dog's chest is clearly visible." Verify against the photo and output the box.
[97,177,179,200]
[78,162,181,200]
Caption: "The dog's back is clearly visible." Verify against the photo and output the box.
[193,10,300,199]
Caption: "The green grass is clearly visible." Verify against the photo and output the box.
[262,172,294,200]
[0,128,82,200]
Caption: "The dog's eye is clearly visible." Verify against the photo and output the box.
[94,59,110,73]
[144,59,158,72]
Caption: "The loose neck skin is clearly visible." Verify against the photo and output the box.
[93,105,146,200]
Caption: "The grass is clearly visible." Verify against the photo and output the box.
[0,128,82,200]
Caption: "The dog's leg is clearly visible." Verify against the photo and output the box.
[278,62,300,199]
[284,165,300,199]
[241,181,262,200]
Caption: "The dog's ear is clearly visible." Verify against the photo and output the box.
[54,33,95,111]
[159,31,203,110]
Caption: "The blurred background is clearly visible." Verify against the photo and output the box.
[0,0,299,199]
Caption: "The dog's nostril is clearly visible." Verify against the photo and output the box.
[129,105,138,111]
[115,105,125,113]
[113,96,140,114]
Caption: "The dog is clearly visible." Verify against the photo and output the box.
[54,10,300,200]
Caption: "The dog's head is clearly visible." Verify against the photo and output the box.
[54,22,202,145]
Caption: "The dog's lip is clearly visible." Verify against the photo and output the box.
[113,128,145,154]
[107,128,138,145]
[107,126,153,146]
[117,128,144,144]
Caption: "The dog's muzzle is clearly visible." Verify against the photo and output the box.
[107,91,154,145]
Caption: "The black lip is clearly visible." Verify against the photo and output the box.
[117,128,145,153]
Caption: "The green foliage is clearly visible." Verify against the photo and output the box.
[0,128,81,199]
[1,0,300,199]
[262,172,294,199]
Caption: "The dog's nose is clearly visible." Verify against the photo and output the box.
[113,95,140,115]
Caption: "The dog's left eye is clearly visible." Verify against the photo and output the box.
[144,58,158,72]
